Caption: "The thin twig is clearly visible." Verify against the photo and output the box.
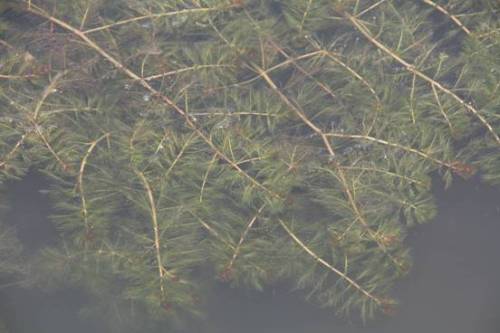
[164,133,196,179]
[0,135,26,169]
[79,6,90,30]
[299,0,313,33]
[431,84,453,132]
[355,0,388,18]
[325,131,454,169]
[0,38,15,49]
[33,71,66,119]
[32,122,70,171]
[77,133,110,234]
[136,170,167,299]
[143,64,234,81]
[225,204,266,271]
[83,6,233,34]
[421,0,471,35]
[0,74,39,80]
[339,165,429,188]
[199,153,218,203]
[233,50,325,87]
[269,40,337,100]
[189,111,276,117]
[409,73,416,124]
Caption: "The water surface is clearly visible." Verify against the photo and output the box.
[2,175,499,332]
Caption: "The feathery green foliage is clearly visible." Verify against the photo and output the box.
[1,0,499,327]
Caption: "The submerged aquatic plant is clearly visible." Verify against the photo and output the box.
[0,0,499,326]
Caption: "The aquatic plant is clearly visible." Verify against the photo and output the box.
[0,0,499,326]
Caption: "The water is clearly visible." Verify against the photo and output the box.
[2,174,499,332]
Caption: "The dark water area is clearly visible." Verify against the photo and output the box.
[2,174,500,332]
[3,173,56,253]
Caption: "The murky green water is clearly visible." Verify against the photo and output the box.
[2,174,499,333]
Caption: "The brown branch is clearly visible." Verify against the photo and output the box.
[321,51,381,109]
[347,14,500,145]
[17,71,71,171]
[77,133,110,235]
[0,135,27,169]
[199,153,218,203]
[1,70,69,171]
[191,50,325,95]
[0,38,15,49]
[298,34,382,134]
[431,84,453,132]
[278,219,384,306]
[33,71,66,120]
[409,73,417,124]
[225,204,266,272]
[0,74,39,80]
[83,6,234,34]
[355,0,388,18]
[136,170,167,299]
[299,0,313,33]
[194,214,235,251]
[32,122,71,171]
[232,50,325,87]
[269,40,337,100]
[157,132,195,177]
[325,132,454,170]
[143,64,234,81]
[339,165,429,189]
[189,111,277,117]
[316,47,382,135]
[421,0,471,36]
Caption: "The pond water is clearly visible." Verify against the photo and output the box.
[1,174,499,333]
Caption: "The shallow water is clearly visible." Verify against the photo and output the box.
[2,174,500,332]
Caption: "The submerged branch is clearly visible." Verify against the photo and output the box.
[136,170,167,300]
[278,219,384,307]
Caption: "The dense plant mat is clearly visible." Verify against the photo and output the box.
[0,0,499,327]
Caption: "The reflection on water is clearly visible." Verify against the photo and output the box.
[2,175,500,333]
